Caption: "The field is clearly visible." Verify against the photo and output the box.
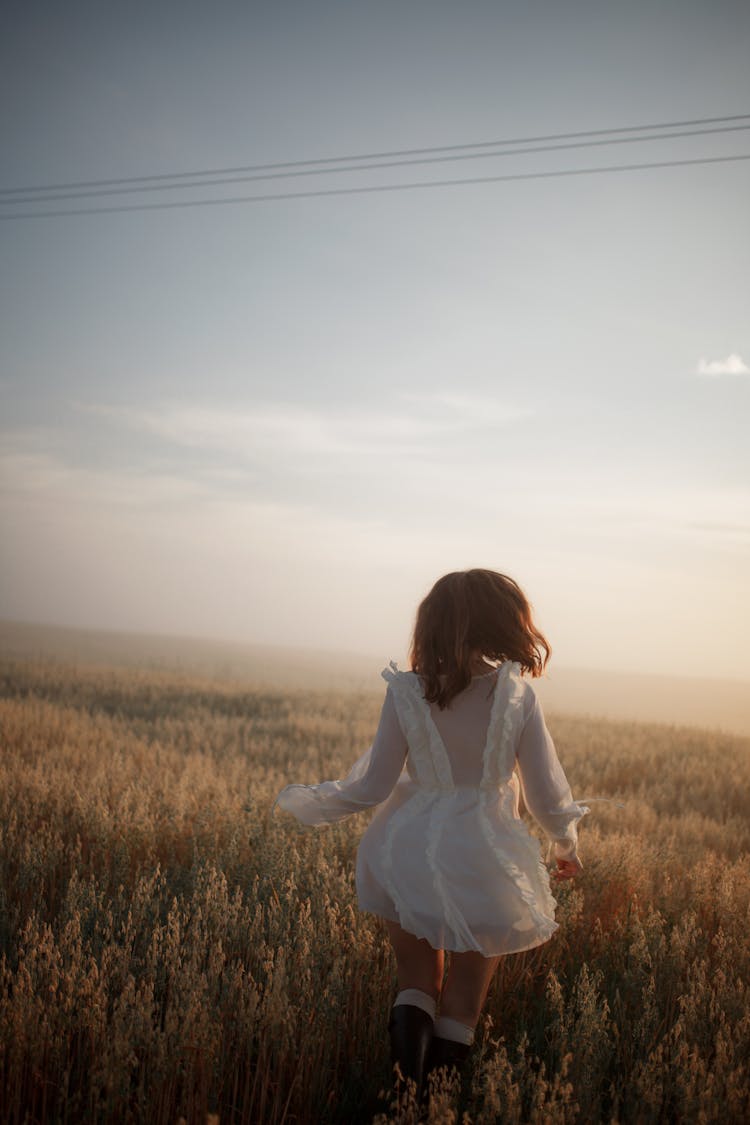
[1,659,749,1124]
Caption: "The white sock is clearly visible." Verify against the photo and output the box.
[393,988,437,1021]
[434,1016,474,1046]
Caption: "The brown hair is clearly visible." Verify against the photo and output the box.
[409,569,550,708]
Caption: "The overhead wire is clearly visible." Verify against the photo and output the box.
[1,122,749,206]
[1,151,748,221]
[2,111,749,197]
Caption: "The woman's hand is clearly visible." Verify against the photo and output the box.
[553,856,583,880]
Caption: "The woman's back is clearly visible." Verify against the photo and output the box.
[385,662,528,795]
[425,670,500,788]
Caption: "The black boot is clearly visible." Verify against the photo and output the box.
[423,1036,471,1096]
[388,1004,434,1097]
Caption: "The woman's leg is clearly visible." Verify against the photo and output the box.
[425,949,501,1089]
[385,920,444,999]
[439,950,500,1027]
[422,951,501,1095]
[384,921,444,1093]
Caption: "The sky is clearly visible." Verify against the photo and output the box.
[1,0,749,680]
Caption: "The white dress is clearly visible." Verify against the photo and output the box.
[275,662,589,956]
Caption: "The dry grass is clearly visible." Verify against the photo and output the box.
[1,658,749,1123]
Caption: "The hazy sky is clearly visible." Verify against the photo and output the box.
[1,1,749,679]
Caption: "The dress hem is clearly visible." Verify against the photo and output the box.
[359,902,559,957]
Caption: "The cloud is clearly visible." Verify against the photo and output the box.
[0,435,212,510]
[76,395,527,463]
[688,521,750,538]
[80,403,440,460]
[399,390,531,425]
[696,353,749,377]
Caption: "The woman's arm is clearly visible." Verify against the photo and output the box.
[515,690,588,874]
[274,687,408,826]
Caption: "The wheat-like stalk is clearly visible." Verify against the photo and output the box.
[0,659,748,1123]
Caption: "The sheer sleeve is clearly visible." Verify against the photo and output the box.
[515,689,589,862]
[273,687,408,826]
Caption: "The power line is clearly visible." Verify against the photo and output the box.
[1,151,747,222]
[2,122,748,207]
[1,111,749,197]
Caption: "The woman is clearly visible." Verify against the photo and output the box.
[275,569,587,1097]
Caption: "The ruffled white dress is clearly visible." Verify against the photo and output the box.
[275,662,589,956]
